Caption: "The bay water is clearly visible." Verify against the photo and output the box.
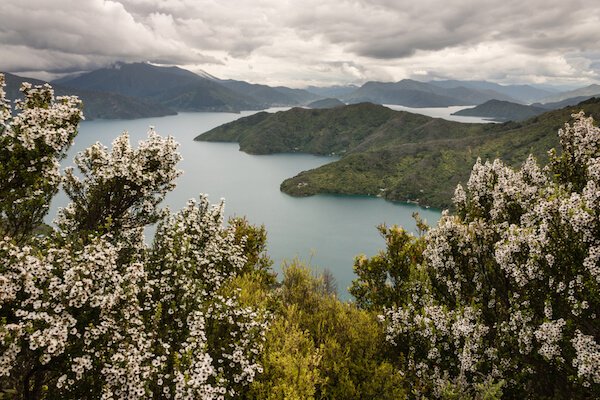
[48,106,478,299]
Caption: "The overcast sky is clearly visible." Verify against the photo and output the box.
[1,0,599,87]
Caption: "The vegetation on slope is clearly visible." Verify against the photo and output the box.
[451,99,547,121]
[350,112,600,398]
[198,99,600,209]
[197,103,399,155]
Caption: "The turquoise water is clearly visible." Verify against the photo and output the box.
[50,109,442,299]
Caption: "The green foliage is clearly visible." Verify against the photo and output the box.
[250,263,406,400]
[248,316,322,400]
[439,379,504,400]
[228,216,276,286]
[350,223,427,310]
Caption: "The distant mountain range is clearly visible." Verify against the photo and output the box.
[3,62,600,121]
[219,79,319,107]
[196,98,600,208]
[533,95,599,110]
[340,79,518,107]
[451,96,600,122]
[305,85,359,98]
[539,84,600,104]
[55,62,320,114]
[54,63,258,113]
[428,80,552,103]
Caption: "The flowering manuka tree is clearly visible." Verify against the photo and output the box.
[0,74,269,399]
[0,77,82,243]
[369,112,599,398]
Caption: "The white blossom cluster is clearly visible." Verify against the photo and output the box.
[0,74,83,239]
[0,75,269,399]
[0,234,154,398]
[0,75,11,126]
[57,129,181,235]
[147,197,269,399]
[383,303,493,397]
[9,82,82,153]
[2,188,267,400]
[384,112,600,397]
[571,330,600,386]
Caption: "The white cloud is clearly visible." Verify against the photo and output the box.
[1,0,599,86]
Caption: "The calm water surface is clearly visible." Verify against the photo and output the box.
[384,104,497,123]
[51,108,446,299]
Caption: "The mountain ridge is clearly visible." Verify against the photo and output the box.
[341,79,518,107]
[540,84,600,104]
[428,80,551,103]
[55,62,262,112]
[3,72,176,120]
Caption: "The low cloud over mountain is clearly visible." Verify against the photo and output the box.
[1,1,599,87]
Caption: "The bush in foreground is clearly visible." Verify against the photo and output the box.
[353,111,600,398]
[0,75,269,399]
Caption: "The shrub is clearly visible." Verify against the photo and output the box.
[360,112,600,398]
[0,75,269,399]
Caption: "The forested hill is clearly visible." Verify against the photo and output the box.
[196,100,600,209]
[196,103,401,155]
[451,99,547,122]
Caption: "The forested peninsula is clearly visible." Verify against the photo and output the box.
[196,99,600,209]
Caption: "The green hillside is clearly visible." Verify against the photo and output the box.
[196,100,600,209]
[197,103,399,155]
[452,99,547,121]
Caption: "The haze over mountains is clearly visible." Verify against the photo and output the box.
[342,79,518,107]
[3,62,600,121]
[538,84,600,104]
